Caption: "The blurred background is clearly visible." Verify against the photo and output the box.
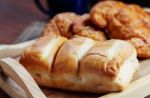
[0,0,150,44]
[0,0,48,44]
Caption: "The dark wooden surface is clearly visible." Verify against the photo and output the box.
[0,0,48,44]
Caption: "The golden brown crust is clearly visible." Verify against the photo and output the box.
[90,0,126,29]
[51,36,96,91]
[91,0,150,58]
[19,34,67,82]
[79,40,134,79]
[43,13,107,41]
[53,36,95,75]
[43,12,79,38]
[20,36,139,93]
[106,4,150,58]
[127,38,150,58]
[72,14,107,41]
[80,54,120,78]
[43,22,60,36]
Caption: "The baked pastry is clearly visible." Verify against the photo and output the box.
[43,12,79,38]
[106,4,150,58]
[90,0,125,29]
[79,40,139,93]
[43,13,106,41]
[52,36,96,90]
[20,35,139,93]
[19,34,68,84]
[91,0,150,58]
[43,21,60,36]
[72,14,107,41]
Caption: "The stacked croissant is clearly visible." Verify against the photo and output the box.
[20,0,150,93]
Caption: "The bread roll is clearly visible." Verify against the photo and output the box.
[20,36,139,93]
[79,40,139,93]
[52,36,96,90]
[19,35,67,86]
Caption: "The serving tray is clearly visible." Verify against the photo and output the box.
[0,38,150,98]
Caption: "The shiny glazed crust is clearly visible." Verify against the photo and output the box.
[20,36,139,93]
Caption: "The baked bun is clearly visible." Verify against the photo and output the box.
[79,40,139,93]
[52,36,96,90]
[43,12,79,38]
[72,14,107,41]
[19,34,67,85]
[42,13,107,41]
[20,36,139,93]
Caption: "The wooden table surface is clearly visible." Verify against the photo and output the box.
[0,0,48,97]
[0,0,48,44]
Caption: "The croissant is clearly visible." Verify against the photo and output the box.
[90,0,150,58]
[72,14,107,41]
[20,35,139,93]
[42,12,107,41]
